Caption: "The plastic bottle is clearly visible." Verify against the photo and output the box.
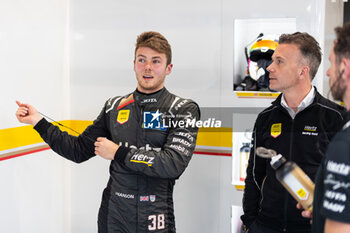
[239,142,250,181]
[270,154,315,210]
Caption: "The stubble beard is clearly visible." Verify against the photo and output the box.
[330,71,346,101]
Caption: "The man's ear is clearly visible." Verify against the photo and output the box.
[343,58,350,80]
[299,66,310,80]
[166,64,173,75]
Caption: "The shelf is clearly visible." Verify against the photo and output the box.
[233,181,245,191]
[234,91,279,99]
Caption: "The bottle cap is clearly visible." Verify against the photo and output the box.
[270,154,286,170]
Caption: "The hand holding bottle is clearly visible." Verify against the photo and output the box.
[256,147,315,211]
[297,203,313,223]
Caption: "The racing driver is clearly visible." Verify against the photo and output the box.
[15,31,200,233]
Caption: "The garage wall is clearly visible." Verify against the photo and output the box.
[0,0,344,233]
[0,0,70,232]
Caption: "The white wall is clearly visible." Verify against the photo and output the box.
[0,0,70,232]
[0,0,344,233]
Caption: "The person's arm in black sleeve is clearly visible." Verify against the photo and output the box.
[33,102,110,163]
[240,121,267,229]
[318,105,347,156]
[115,101,200,179]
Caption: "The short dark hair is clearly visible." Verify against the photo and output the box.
[334,23,350,64]
[135,31,172,65]
[279,32,322,80]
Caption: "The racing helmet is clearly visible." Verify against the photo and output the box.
[247,33,279,62]
[245,33,279,89]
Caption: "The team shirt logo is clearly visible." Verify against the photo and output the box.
[271,123,282,138]
[302,125,318,136]
[117,109,130,124]
[323,160,350,214]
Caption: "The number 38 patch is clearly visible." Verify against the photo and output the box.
[148,214,165,231]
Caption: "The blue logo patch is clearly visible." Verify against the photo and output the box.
[143,110,166,130]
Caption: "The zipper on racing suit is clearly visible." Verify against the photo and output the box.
[136,104,145,233]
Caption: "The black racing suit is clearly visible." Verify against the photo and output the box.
[34,88,200,233]
[241,90,345,232]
